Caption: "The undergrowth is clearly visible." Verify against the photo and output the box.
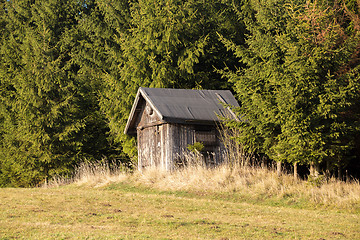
[45,127,360,212]
[46,160,360,212]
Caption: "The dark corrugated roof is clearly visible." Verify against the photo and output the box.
[125,87,239,135]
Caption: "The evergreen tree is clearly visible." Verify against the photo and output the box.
[222,0,360,175]
[0,0,116,187]
[78,0,245,160]
[75,0,135,158]
[0,0,9,183]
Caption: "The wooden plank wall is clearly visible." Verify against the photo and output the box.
[167,124,195,169]
[136,101,227,170]
[167,124,226,168]
[137,102,162,170]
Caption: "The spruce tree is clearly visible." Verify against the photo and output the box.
[0,0,116,186]
[222,0,360,176]
[0,0,9,184]
[78,0,245,160]
[75,0,135,158]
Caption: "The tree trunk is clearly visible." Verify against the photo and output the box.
[338,167,343,180]
[293,162,298,180]
[261,158,265,169]
[310,162,319,177]
[277,161,282,177]
[325,160,331,178]
[310,163,314,176]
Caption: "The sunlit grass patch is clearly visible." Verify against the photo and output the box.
[1,184,359,239]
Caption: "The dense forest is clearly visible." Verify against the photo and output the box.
[0,0,359,187]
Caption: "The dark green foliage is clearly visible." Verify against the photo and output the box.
[222,0,360,172]
[1,0,359,186]
[78,0,245,160]
[1,0,245,186]
[74,0,135,158]
[0,0,120,187]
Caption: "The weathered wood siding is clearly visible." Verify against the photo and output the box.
[137,102,162,170]
[136,102,226,170]
[167,124,226,168]
[167,124,195,168]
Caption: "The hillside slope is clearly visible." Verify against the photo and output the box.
[0,183,359,239]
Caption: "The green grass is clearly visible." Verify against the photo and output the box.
[1,183,359,239]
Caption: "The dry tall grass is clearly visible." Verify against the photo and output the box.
[134,164,360,209]
[46,158,360,210]
[46,127,360,211]
[45,161,129,188]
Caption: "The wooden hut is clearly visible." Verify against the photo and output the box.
[124,87,239,171]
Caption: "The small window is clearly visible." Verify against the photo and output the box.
[195,129,217,146]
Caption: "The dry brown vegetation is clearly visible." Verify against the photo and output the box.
[46,127,360,212]
[46,158,360,212]
[6,138,359,239]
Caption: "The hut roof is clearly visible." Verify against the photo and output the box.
[124,87,239,135]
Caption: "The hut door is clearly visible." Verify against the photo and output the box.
[194,126,217,165]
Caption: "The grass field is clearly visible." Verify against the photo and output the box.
[1,179,359,239]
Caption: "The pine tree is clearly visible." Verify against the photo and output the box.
[75,0,135,158]
[0,0,9,184]
[78,0,245,160]
[0,0,116,186]
[221,0,360,176]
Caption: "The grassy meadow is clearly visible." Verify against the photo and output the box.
[1,161,360,239]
